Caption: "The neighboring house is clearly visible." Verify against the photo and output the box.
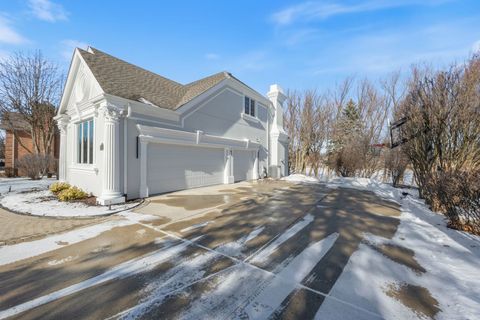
[55,47,288,205]
[0,113,59,176]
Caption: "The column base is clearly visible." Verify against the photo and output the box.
[224,175,234,184]
[97,194,125,206]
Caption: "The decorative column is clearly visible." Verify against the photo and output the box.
[267,84,288,178]
[139,139,149,198]
[224,148,234,184]
[253,150,259,179]
[55,114,70,181]
[98,103,125,205]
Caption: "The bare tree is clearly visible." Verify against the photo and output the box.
[0,51,63,157]
[396,54,480,233]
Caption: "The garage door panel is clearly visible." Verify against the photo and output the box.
[234,150,254,182]
[147,144,224,195]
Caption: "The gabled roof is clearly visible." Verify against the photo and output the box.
[77,47,231,110]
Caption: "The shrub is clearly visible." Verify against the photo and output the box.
[16,154,55,180]
[49,182,71,194]
[58,186,88,202]
[384,147,409,187]
[427,170,480,235]
[4,167,17,177]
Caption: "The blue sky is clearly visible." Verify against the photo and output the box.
[0,0,479,94]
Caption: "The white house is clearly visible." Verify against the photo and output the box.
[54,47,288,205]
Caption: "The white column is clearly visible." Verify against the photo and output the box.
[224,148,234,184]
[139,139,149,198]
[98,103,125,205]
[253,150,259,180]
[55,115,70,181]
[267,84,288,178]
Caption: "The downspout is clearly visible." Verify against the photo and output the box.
[123,104,132,199]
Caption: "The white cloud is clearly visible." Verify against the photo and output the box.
[473,40,480,53]
[204,53,220,60]
[29,0,68,22]
[0,16,27,44]
[61,39,88,61]
[271,0,452,26]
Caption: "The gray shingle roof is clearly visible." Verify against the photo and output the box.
[78,47,230,110]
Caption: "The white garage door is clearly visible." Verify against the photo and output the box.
[147,144,224,195]
[234,150,254,182]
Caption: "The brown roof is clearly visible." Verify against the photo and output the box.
[78,47,231,110]
[0,112,30,131]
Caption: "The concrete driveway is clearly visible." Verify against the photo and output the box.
[0,179,439,319]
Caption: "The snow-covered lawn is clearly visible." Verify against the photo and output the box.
[0,177,54,194]
[0,177,139,217]
[284,174,480,319]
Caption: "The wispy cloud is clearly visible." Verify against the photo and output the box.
[0,16,27,44]
[28,0,68,22]
[61,39,88,60]
[271,0,451,26]
[204,53,220,60]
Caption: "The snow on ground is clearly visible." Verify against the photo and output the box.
[0,177,54,194]
[0,177,140,217]
[1,189,139,217]
[282,174,320,184]
[285,173,480,319]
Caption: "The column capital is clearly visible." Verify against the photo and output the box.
[55,114,70,134]
[99,103,125,122]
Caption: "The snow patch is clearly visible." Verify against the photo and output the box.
[0,219,134,266]
[250,214,314,264]
[47,255,78,266]
[180,221,212,233]
[281,174,319,184]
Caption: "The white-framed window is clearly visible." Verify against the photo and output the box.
[77,119,94,164]
[244,96,256,117]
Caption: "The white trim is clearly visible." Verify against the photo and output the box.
[123,115,128,197]
[136,125,260,151]
[69,165,98,173]
[139,140,149,198]
[241,112,260,123]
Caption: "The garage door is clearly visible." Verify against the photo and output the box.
[147,144,225,195]
[234,150,254,182]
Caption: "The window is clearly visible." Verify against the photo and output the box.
[77,119,94,164]
[244,96,256,117]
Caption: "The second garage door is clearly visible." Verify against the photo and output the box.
[147,144,225,195]
[234,150,254,182]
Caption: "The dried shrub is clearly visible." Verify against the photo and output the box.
[427,171,480,235]
[16,154,54,180]
[49,182,70,194]
[384,147,409,187]
[58,186,88,202]
[4,167,17,177]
